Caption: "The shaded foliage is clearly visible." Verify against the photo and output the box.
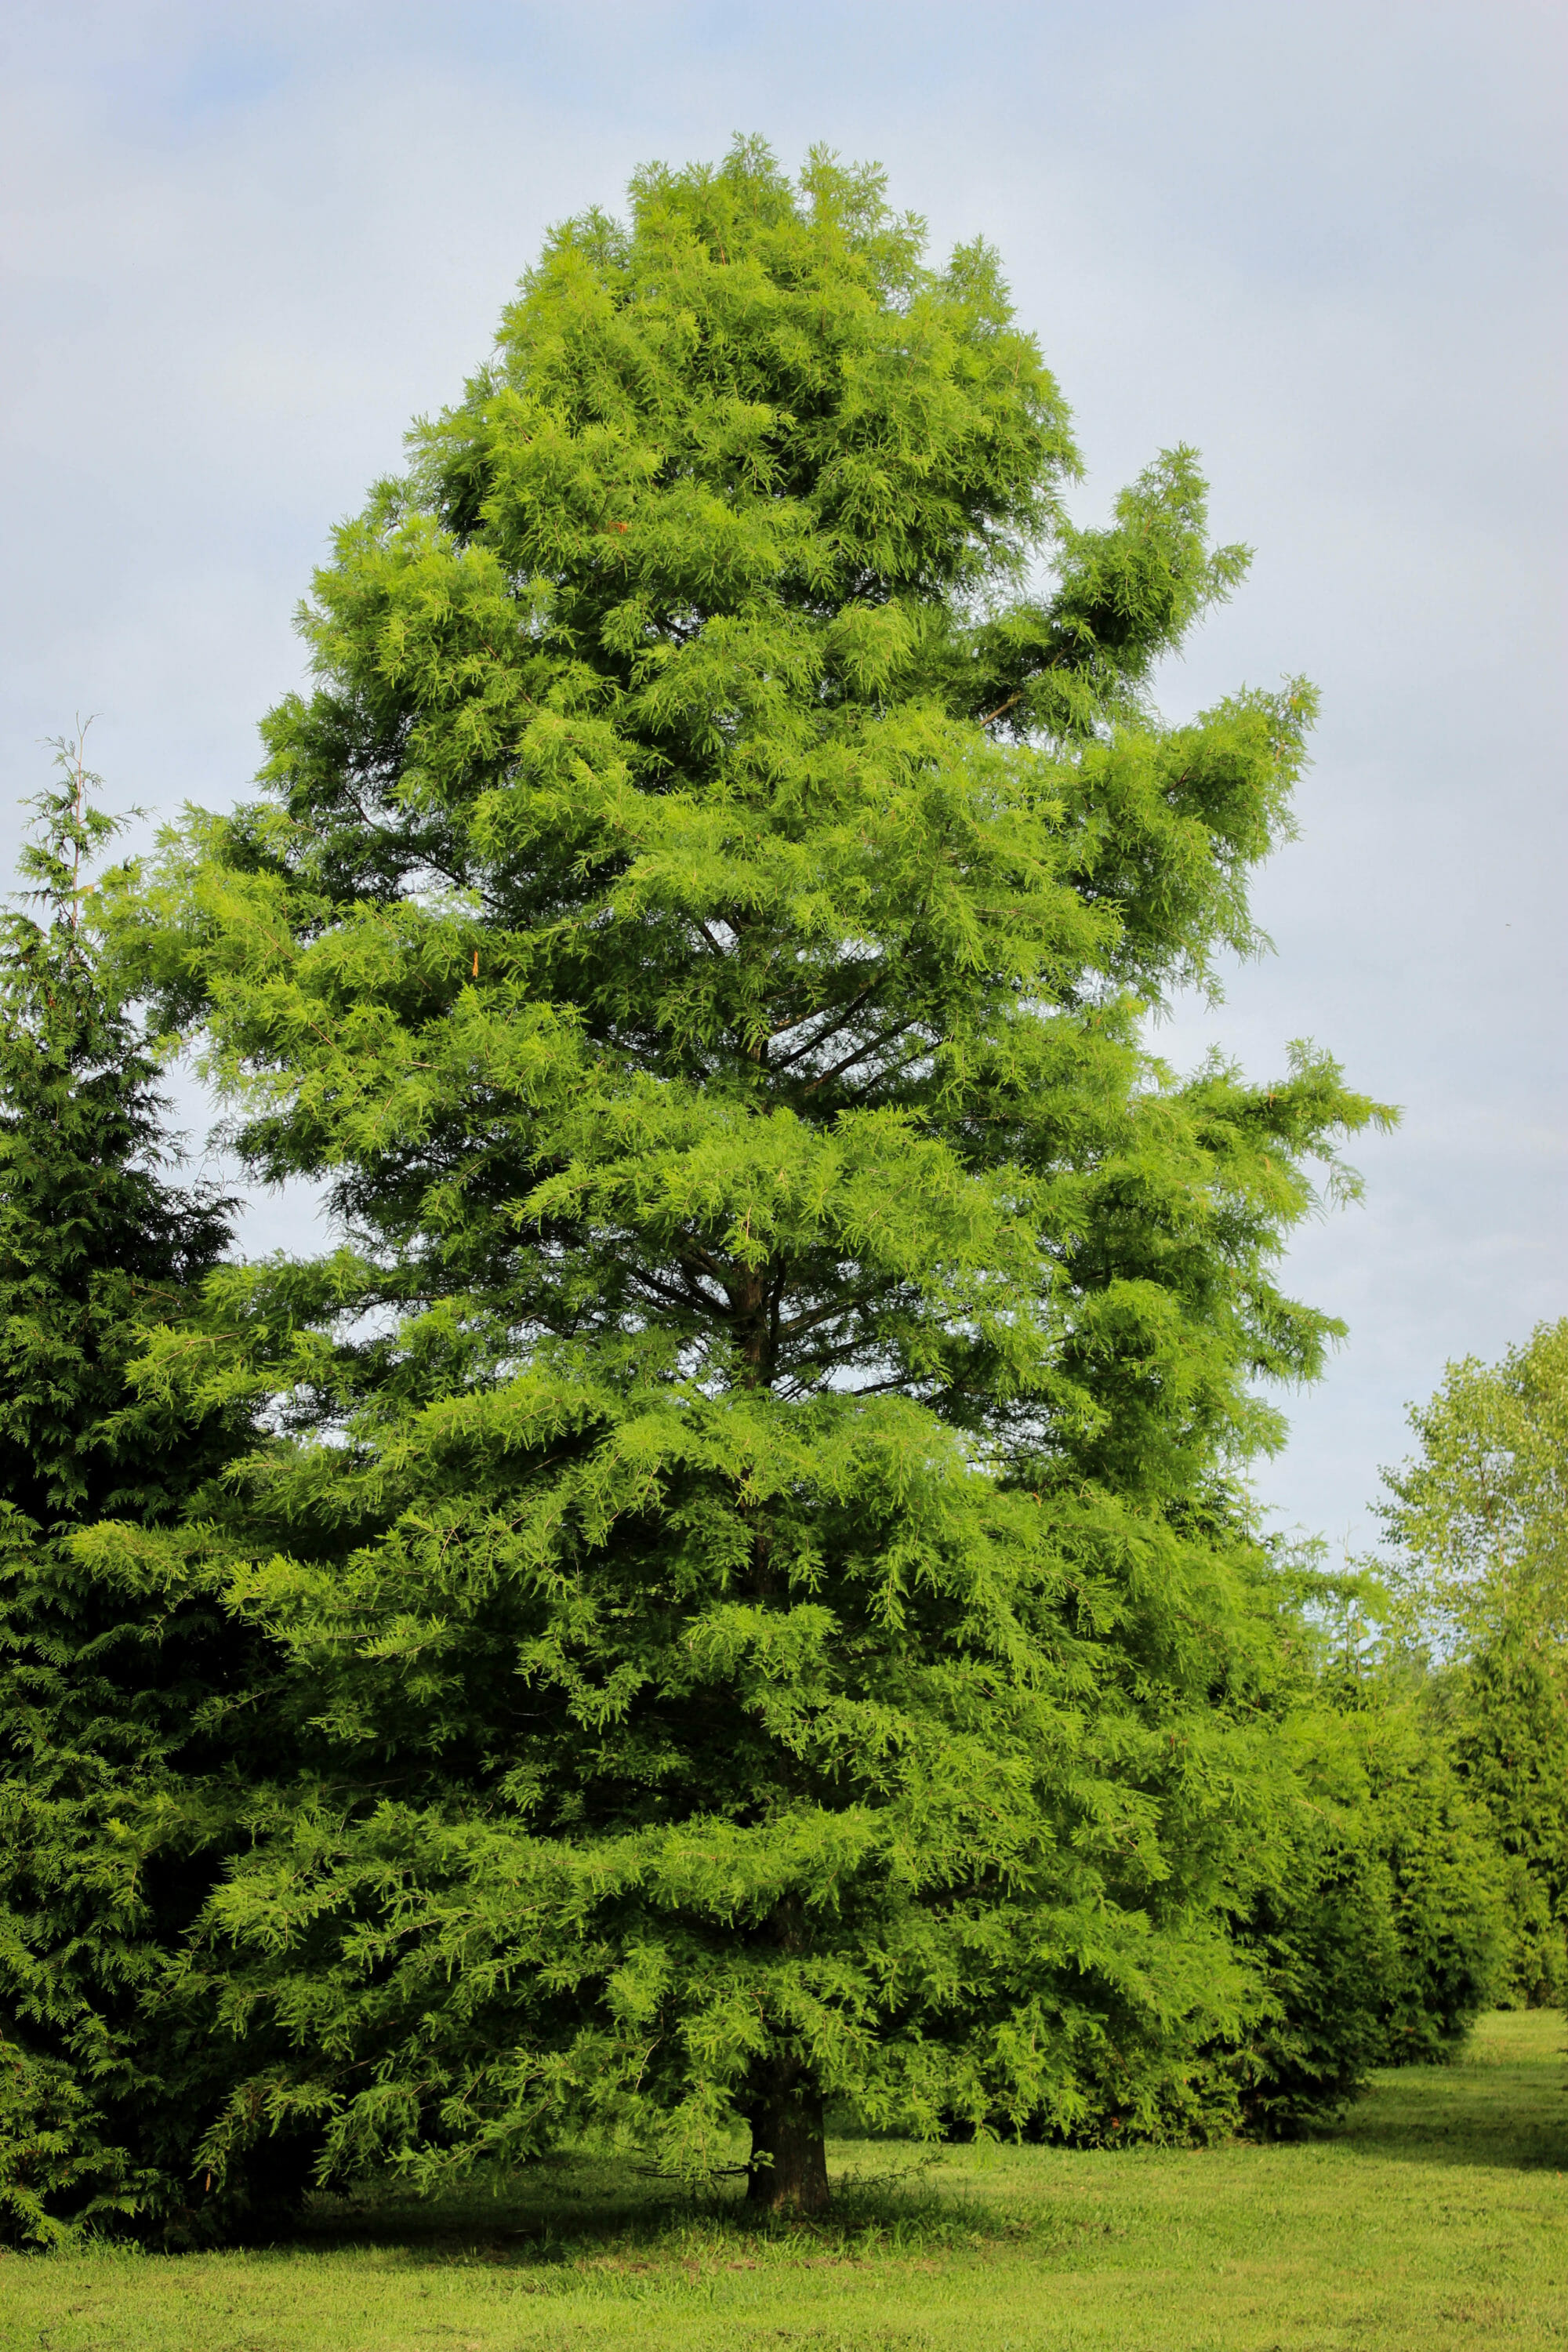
[1380,1323,1568,2005]
[0,743,286,2244]
[1230,1679,1504,2136]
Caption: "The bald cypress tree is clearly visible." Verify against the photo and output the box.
[121,143,1388,2210]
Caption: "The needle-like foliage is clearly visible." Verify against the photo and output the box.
[1380,1323,1568,2006]
[0,742,278,2244]
[110,143,1394,2211]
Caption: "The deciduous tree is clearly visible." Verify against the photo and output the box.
[117,143,1391,2210]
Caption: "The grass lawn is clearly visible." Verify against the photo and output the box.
[6,2010,1564,2351]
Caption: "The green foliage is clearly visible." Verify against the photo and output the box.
[1363,1710,1505,2064]
[1160,1593,1504,2140]
[0,741,233,1529]
[1382,1320,1568,1654]
[103,141,1397,2205]
[1444,1642,1568,2005]
[1379,1323,1568,2008]
[0,743,283,2245]
[94,143,1406,2207]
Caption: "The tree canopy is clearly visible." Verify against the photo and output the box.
[59,141,1404,2220]
[0,741,267,2243]
[1378,1321,1568,2005]
[1381,1319,1568,1658]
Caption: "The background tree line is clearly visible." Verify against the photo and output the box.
[0,142,1560,2245]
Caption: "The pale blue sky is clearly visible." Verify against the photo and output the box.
[2,0,1563,1550]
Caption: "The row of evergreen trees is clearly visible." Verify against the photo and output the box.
[0,143,1560,2244]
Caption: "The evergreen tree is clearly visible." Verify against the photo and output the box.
[0,739,264,2242]
[1232,1665,1505,2134]
[118,143,1392,2210]
[1448,1641,1567,2004]
[1381,1323,1568,2005]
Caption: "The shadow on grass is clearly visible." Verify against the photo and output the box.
[1323,2073,1568,2171]
[282,2151,1026,2274]
[1312,2010,1568,2174]
[180,2013,1568,2272]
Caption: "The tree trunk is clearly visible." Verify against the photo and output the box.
[746,2062,829,2213]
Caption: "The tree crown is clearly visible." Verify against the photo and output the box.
[0,738,232,1527]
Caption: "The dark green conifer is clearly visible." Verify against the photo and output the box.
[1381,1322,1568,2005]
[1233,1670,1505,2133]
[1447,1643,1568,2004]
[0,740,260,2242]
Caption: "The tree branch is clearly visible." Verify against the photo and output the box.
[768,984,881,1072]
[800,1019,925,1096]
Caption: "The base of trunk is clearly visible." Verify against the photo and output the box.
[746,2067,829,2214]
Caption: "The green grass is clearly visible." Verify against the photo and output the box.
[6,2012,1566,2350]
